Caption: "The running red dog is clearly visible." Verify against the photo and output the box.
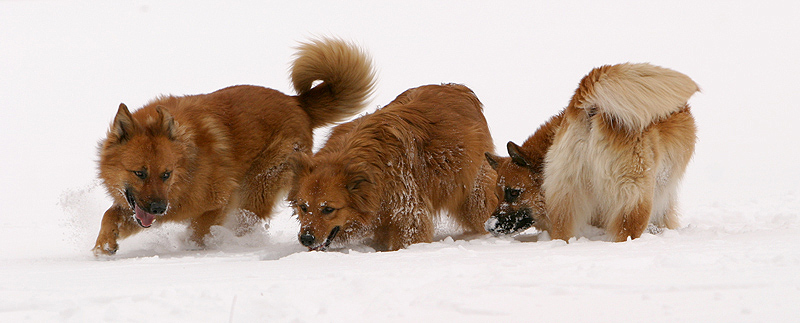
[289,84,498,251]
[485,63,698,241]
[93,38,375,255]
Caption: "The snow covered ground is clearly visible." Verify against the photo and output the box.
[1,1,799,322]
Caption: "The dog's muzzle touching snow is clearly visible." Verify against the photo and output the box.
[485,208,535,236]
[299,226,341,251]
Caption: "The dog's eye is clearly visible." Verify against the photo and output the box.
[161,171,171,181]
[321,206,335,215]
[504,187,522,202]
[299,204,308,213]
[132,170,147,179]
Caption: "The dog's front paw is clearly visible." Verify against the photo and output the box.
[93,237,118,257]
[93,245,117,257]
[92,241,118,256]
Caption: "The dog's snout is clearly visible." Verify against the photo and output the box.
[299,232,316,247]
[147,200,167,215]
[486,208,535,236]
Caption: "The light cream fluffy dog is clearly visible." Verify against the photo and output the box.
[485,63,698,241]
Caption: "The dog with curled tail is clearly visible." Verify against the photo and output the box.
[93,37,376,255]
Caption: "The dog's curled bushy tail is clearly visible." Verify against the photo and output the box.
[570,63,698,132]
[291,37,377,128]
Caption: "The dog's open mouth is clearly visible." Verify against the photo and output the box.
[125,188,157,228]
[310,226,341,251]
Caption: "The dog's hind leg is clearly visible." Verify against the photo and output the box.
[651,149,692,231]
[376,215,434,251]
[654,185,681,230]
[189,208,225,248]
[237,167,288,234]
[546,194,580,241]
[375,197,435,251]
[452,162,498,234]
[237,146,300,235]
[605,158,657,242]
[609,196,653,242]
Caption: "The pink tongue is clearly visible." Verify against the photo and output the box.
[135,205,156,227]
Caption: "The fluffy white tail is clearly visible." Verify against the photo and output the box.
[572,63,698,132]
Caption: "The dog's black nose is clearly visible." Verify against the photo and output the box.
[299,232,316,247]
[147,200,167,215]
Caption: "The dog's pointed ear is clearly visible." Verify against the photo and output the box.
[507,141,532,168]
[344,162,379,212]
[485,152,501,170]
[286,151,315,203]
[346,176,368,191]
[111,103,135,143]
[155,106,176,140]
[345,162,373,192]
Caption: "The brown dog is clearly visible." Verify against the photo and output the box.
[288,84,498,251]
[93,38,376,255]
[485,63,697,242]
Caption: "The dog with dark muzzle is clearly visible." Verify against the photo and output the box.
[485,63,698,242]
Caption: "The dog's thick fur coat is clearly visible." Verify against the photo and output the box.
[93,38,375,255]
[289,84,498,251]
[485,63,697,241]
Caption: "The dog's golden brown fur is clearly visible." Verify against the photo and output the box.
[485,63,697,242]
[93,38,375,256]
[289,84,498,251]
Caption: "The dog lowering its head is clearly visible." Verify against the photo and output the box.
[485,63,698,242]
[94,38,376,256]
[289,84,498,251]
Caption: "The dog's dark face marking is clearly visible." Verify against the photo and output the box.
[485,207,535,236]
[484,142,549,235]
